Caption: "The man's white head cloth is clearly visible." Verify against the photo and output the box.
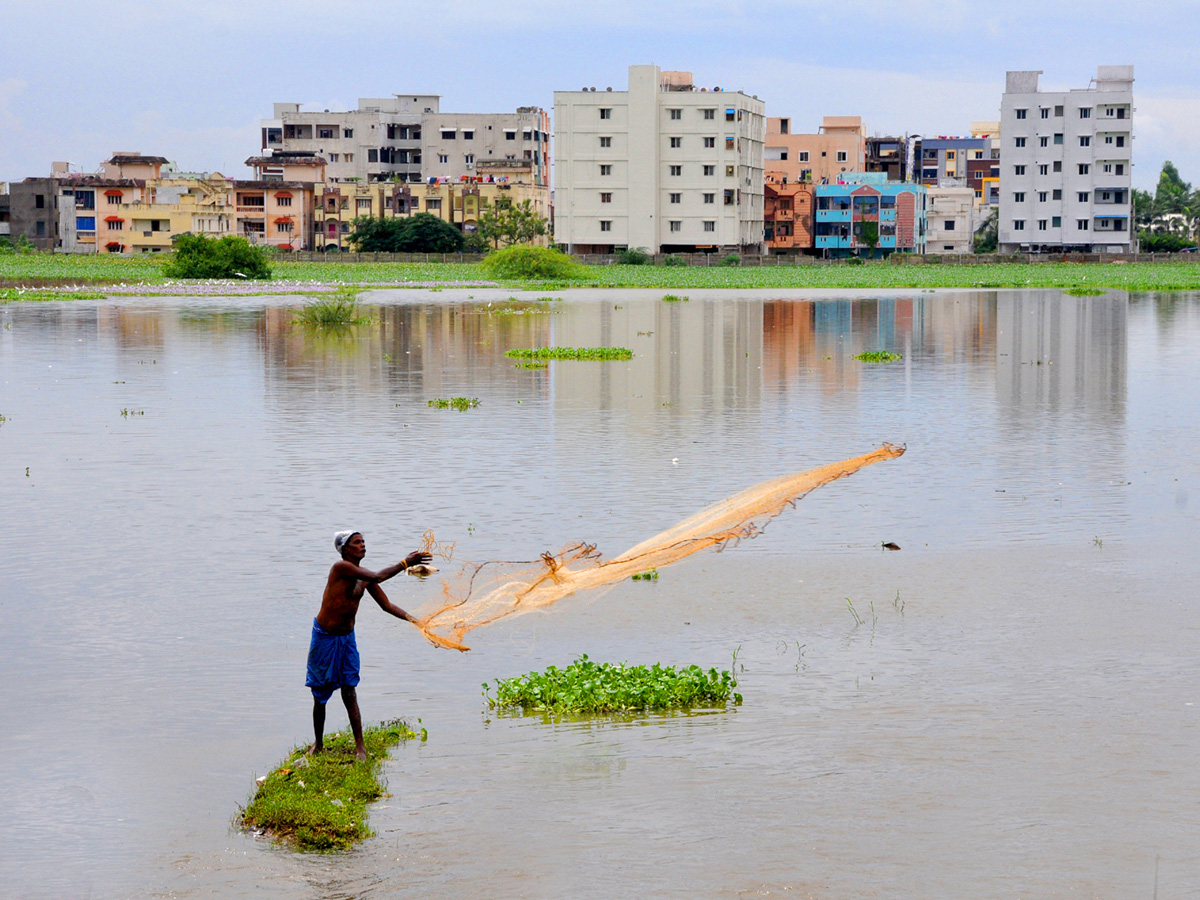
[333,530,359,553]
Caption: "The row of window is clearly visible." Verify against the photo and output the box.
[599,190,737,205]
[1014,106,1128,120]
[596,164,739,177]
[598,220,719,232]
[1010,218,1125,231]
[1011,162,1125,176]
[1012,134,1127,149]
[600,107,739,122]
[775,150,848,163]
[438,129,545,141]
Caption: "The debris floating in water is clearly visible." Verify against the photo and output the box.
[415,444,906,651]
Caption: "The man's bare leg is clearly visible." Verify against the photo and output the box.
[341,686,368,761]
[311,698,327,754]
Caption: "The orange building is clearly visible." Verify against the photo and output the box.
[764,182,815,254]
[765,116,866,186]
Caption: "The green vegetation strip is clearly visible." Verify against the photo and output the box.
[428,397,479,410]
[293,294,372,327]
[854,350,903,363]
[505,346,633,361]
[485,654,742,714]
[2,255,1200,292]
[242,720,419,852]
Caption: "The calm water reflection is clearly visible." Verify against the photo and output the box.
[1,288,1198,899]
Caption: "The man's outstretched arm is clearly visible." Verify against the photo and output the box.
[366,582,418,623]
[333,550,431,585]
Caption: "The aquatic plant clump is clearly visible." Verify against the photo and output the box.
[485,655,742,714]
[631,569,658,581]
[480,246,589,281]
[505,346,633,361]
[428,397,480,411]
[293,296,372,327]
[1064,287,1106,296]
[662,294,689,302]
[854,350,903,363]
[241,720,420,852]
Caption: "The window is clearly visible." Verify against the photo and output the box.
[1013,219,1025,230]
[1014,137,1026,148]
[703,221,715,232]
[1014,192,1025,202]
[368,149,378,162]
[36,221,45,236]
[704,137,715,148]
[599,108,611,120]
[357,198,371,210]
[1052,215,1062,227]
[1078,164,1090,175]
[34,194,45,208]
[600,192,612,203]
[669,220,681,232]
[438,154,449,164]
[725,108,736,121]
[669,192,681,204]
[1054,133,1064,145]
[1038,191,1048,202]
[1014,165,1026,175]
[505,130,516,140]
[108,193,122,205]
[703,109,715,120]
[277,195,292,207]
[944,220,956,230]
[1053,189,1062,200]
[1053,161,1062,173]
[670,137,682,148]
[600,136,611,148]
[345,153,353,162]
[1077,192,1090,202]
[328,153,339,162]
[724,189,734,205]
[1039,164,1049,175]
[1077,219,1089,230]
[947,150,956,160]
[669,165,682,176]
[77,216,95,231]
[703,193,715,204]
[343,128,353,138]
[779,151,788,160]
[600,164,612,175]
[1079,136,1091,147]
[1115,164,1125,176]
[1116,135,1126,148]
[318,128,334,139]
[703,165,715,176]
[669,109,681,120]
[277,221,293,233]
[1041,108,1050,119]
[836,151,847,162]
[1038,220,1047,231]
[426,198,441,211]
[726,136,735,150]
[440,129,456,140]
[1079,108,1092,119]
[107,219,123,231]
[1055,105,1064,116]
[600,220,611,232]
[463,130,474,140]
[798,151,809,162]
[725,165,735,177]
[465,154,475,164]
[1016,108,1027,119]
[1039,137,1049,147]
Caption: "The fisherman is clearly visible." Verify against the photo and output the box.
[307,531,431,760]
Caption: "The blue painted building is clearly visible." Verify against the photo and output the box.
[813,173,927,255]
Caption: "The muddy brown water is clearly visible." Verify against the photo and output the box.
[1,288,1198,899]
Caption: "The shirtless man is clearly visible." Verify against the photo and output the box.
[307,530,431,760]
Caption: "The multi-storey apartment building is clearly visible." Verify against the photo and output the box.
[554,65,765,254]
[865,136,913,182]
[765,116,866,185]
[926,185,976,254]
[813,174,926,256]
[263,98,550,187]
[764,182,814,254]
[999,67,1134,253]
[918,137,991,186]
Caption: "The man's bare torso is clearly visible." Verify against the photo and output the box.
[315,563,368,634]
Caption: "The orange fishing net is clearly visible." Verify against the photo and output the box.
[414,443,905,651]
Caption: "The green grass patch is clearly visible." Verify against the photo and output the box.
[428,397,479,410]
[505,346,633,361]
[661,294,689,302]
[1063,287,1107,296]
[241,719,420,852]
[293,294,372,327]
[631,569,659,581]
[0,288,108,302]
[854,350,903,363]
[480,246,590,281]
[514,360,548,369]
[485,655,741,714]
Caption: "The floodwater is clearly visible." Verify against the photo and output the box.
[1,287,1198,900]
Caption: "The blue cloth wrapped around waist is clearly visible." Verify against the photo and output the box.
[305,618,360,703]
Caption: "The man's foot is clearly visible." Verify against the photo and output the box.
[355,745,368,762]
[308,743,324,756]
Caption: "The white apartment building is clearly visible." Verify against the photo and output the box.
[554,65,765,254]
[998,67,1134,254]
[263,98,550,186]
[926,184,977,254]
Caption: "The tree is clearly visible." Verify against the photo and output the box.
[162,234,271,279]
[857,221,879,258]
[1133,188,1155,229]
[477,196,548,249]
[974,208,998,254]
[348,213,465,253]
[1154,160,1191,218]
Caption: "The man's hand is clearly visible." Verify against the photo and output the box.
[405,549,433,568]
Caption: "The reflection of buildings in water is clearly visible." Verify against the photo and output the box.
[546,299,763,414]
[995,291,1127,423]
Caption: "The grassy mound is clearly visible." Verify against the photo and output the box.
[241,720,420,851]
[480,246,589,281]
[485,654,742,714]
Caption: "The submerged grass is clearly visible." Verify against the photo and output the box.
[505,346,633,361]
[854,350,903,363]
[428,397,480,410]
[485,654,742,714]
[1063,287,1107,296]
[241,720,419,852]
[293,293,372,327]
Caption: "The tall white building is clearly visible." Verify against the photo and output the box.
[554,65,765,255]
[998,66,1134,254]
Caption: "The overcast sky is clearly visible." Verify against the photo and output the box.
[2,0,1197,191]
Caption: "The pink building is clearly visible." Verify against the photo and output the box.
[765,116,866,186]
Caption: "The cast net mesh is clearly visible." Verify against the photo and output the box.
[414,443,905,651]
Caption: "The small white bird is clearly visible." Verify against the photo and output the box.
[671,458,679,466]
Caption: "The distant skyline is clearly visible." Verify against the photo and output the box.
[3,1,1197,191]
